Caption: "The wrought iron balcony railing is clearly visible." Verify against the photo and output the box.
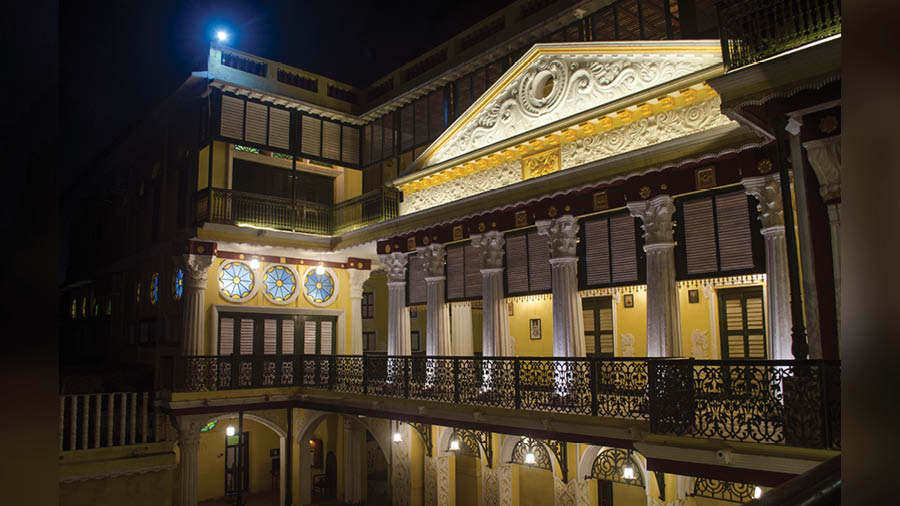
[717,0,841,70]
[194,186,401,236]
[162,355,840,450]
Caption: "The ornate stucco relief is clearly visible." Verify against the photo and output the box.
[424,455,437,506]
[400,160,521,215]
[482,465,499,506]
[429,51,721,166]
[560,96,732,169]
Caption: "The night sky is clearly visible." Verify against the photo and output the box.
[60,0,517,189]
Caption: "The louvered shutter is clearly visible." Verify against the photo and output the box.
[471,68,487,103]
[362,124,372,165]
[584,217,611,286]
[281,319,295,354]
[304,320,317,354]
[715,192,755,271]
[455,75,471,119]
[263,319,277,355]
[724,299,746,358]
[683,197,718,274]
[414,97,428,146]
[610,214,639,283]
[718,287,767,359]
[428,89,444,140]
[239,319,254,355]
[400,104,414,151]
[505,234,529,294]
[320,320,333,355]
[408,254,427,305]
[464,243,482,298]
[220,96,244,140]
[371,117,383,162]
[446,245,465,300]
[583,308,596,355]
[220,317,235,355]
[341,125,360,164]
[745,296,766,358]
[322,120,341,160]
[244,102,268,145]
[382,115,393,158]
[268,108,291,150]
[301,116,322,157]
[597,307,614,354]
[527,230,551,292]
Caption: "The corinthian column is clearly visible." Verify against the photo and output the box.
[628,196,681,357]
[181,254,214,356]
[343,418,363,503]
[472,231,512,357]
[348,269,371,355]
[536,215,586,358]
[744,175,792,360]
[176,415,206,506]
[379,253,411,356]
[419,243,452,356]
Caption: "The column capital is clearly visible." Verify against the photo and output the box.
[379,252,408,283]
[418,243,446,278]
[471,230,505,269]
[536,214,579,259]
[348,269,371,299]
[802,135,841,201]
[743,174,784,229]
[176,415,207,447]
[181,254,214,290]
[627,195,676,245]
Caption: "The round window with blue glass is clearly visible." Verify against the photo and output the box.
[218,261,257,302]
[150,273,160,305]
[172,268,184,301]
[263,264,298,304]
[303,266,339,306]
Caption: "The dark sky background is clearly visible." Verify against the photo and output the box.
[60,0,516,189]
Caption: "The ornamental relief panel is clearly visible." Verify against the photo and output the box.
[400,160,522,215]
[429,51,721,166]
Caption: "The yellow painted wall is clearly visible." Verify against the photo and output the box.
[519,465,554,506]
[61,467,175,506]
[197,141,228,190]
[455,454,482,506]
[410,427,424,506]
[612,289,648,357]
[508,299,554,356]
[197,418,282,501]
[343,168,363,201]
[613,482,647,505]
[362,271,389,352]
[204,258,355,354]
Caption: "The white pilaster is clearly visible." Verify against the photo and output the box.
[348,269,371,355]
[181,254,214,356]
[450,302,474,356]
[379,253,411,356]
[536,215,586,358]
[628,195,681,357]
[744,175,792,360]
[176,416,206,506]
[420,243,452,356]
[472,231,513,356]
[343,418,363,503]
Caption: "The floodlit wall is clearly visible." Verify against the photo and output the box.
[197,141,228,190]
[197,417,282,501]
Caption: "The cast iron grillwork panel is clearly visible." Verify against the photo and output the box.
[589,448,644,487]
[690,477,756,503]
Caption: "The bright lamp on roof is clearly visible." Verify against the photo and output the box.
[216,30,228,42]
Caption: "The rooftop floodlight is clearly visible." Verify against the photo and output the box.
[216,30,228,42]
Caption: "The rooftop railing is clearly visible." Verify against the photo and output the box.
[194,186,401,236]
[163,354,840,450]
[718,0,841,70]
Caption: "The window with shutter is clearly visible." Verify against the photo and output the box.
[220,317,235,355]
[362,331,377,352]
[381,115,394,160]
[320,320,334,355]
[715,192,755,271]
[471,68,487,103]
[400,104,414,152]
[717,286,767,359]
[362,123,372,166]
[678,190,760,278]
[455,74,472,119]
[584,217,611,286]
[414,97,428,147]
[446,245,466,300]
[281,319,295,354]
[371,117,383,162]
[505,230,552,295]
[610,214,639,283]
[263,319,278,355]
[682,197,718,275]
[301,115,322,157]
[582,296,615,356]
[304,320,317,355]
[527,230,551,292]
[361,292,375,319]
[322,120,341,160]
[464,243,482,298]
[428,89,444,140]
[505,233,529,294]
[268,108,291,150]
[240,319,254,355]
[407,253,427,305]
[341,125,360,165]
[244,102,268,145]
[220,95,244,140]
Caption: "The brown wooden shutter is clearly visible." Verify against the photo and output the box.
[428,89,444,140]
[301,115,322,157]
[610,214,639,283]
[362,123,372,165]
[239,319,254,355]
[322,120,341,160]
[263,319,277,355]
[371,117,383,161]
[715,192,755,271]
[381,115,393,159]
[718,286,767,359]
[583,308,596,355]
[446,245,465,300]
[584,217,611,286]
[505,233,529,294]
[220,95,244,140]
[455,75,471,118]
[281,319,295,354]
[408,253,427,305]
[597,307,614,354]
[341,125,360,165]
[414,97,428,146]
[464,243,482,298]
[745,295,766,358]
[471,68,487,103]
[268,107,291,150]
[527,230,551,292]
[400,104,414,152]
[682,197,718,275]
[244,102,268,145]
[220,317,235,355]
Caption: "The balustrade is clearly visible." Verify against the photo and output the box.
[59,392,157,451]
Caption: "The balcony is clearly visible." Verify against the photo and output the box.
[162,354,840,451]
[194,186,401,236]
[717,0,841,70]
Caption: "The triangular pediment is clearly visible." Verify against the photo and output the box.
[406,40,722,175]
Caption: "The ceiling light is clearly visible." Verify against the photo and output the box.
[524,452,536,464]
[754,486,762,499]
[226,426,236,437]
[393,432,403,443]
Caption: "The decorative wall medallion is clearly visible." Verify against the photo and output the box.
[757,159,773,174]
[639,186,651,199]
[196,245,205,254]
[422,235,430,246]
[407,237,416,250]
[385,244,392,253]
[819,115,838,134]
[563,205,571,212]
[478,222,487,232]
[660,184,668,190]
[593,191,609,211]
[515,210,528,227]
[522,148,561,180]
[452,225,463,241]
[548,205,558,217]
[695,166,717,189]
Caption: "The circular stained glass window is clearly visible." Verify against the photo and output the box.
[71,298,77,319]
[303,267,336,305]
[136,282,141,305]
[218,261,256,301]
[263,265,297,303]
[173,268,184,301]
[150,273,160,305]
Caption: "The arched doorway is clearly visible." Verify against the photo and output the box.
[507,437,556,506]
[577,446,652,506]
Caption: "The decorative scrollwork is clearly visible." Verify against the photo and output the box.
[449,429,493,468]
[408,422,433,457]
[690,477,757,503]
[510,438,552,471]
[589,448,643,487]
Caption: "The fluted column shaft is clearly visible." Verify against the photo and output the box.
[181,254,214,356]
[536,216,586,358]
[420,244,452,356]
[628,196,681,357]
[348,269,371,355]
[177,416,205,506]
[744,175,793,359]
[380,253,411,356]
[343,419,363,503]
[473,231,512,357]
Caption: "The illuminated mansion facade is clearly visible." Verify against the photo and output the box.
[60,1,841,505]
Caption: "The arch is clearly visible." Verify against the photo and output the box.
[498,434,563,480]
[436,426,494,468]
[206,412,287,438]
[577,445,653,505]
